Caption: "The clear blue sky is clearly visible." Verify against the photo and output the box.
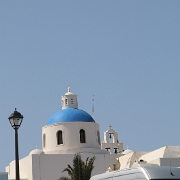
[0,0,180,171]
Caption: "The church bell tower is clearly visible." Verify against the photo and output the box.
[61,87,78,109]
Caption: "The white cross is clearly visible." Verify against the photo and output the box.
[68,86,70,92]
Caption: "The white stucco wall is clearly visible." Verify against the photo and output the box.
[62,94,78,109]
[140,146,180,163]
[7,149,180,180]
[6,152,120,180]
[42,122,102,154]
[6,156,32,180]
[31,153,120,180]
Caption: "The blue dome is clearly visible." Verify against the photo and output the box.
[47,108,95,125]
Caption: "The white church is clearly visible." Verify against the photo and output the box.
[5,88,180,180]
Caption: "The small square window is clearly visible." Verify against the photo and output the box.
[65,99,68,105]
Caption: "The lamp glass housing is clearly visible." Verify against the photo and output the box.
[8,109,23,129]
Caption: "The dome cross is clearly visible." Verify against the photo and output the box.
[68,86,70,92]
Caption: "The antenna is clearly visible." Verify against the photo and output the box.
[92,94,94,119]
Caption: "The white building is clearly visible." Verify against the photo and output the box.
[6,87,123,180]
[116,146,180,170]
[5,87,180,180]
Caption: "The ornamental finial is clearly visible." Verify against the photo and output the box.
[68,86,70,92]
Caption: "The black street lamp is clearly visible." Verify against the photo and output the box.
[8,108,23,180]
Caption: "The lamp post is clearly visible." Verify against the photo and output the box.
[8,108,23,180]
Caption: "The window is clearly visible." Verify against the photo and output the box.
[57,130,63,145]
[80,129,86,143]
[71,98,73,104]
[114,146,118,154]
[109,132,114,143]
[43,134,46,148]
[105,146,110,152]
[65,99,68,105]
[97,131,101,145]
